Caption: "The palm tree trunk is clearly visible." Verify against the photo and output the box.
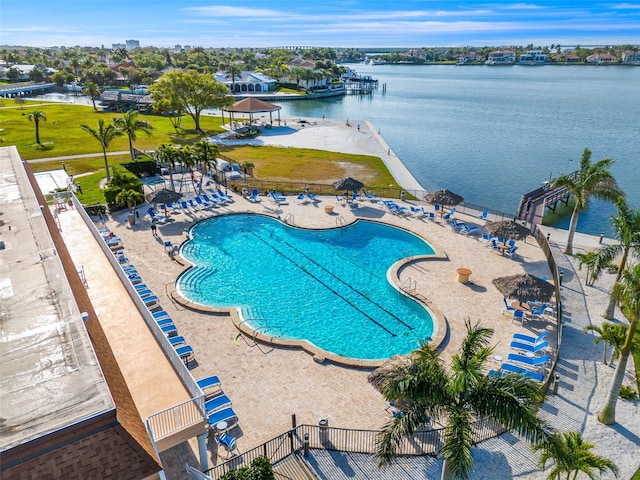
[564,204,580,255]
[102,146,111,182]
[597,320,638,424]
[440,458,453,480]
[128,136,135,161]
[35,122,41,144]
[602,343,608,365]
[603,249,628,319]
[91,98,97,111]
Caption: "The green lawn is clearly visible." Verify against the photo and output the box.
[1,100,227,160]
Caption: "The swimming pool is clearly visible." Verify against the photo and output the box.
[177,214,436,361]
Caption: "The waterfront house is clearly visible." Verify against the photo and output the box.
[518,51,547,65]
[586,53,618,64]
[457,52,482,64]
[622,50,640,65]
[485,50,516,65]
[552,53,581,63]
[215,71,277,94]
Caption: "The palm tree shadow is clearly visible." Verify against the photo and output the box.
[36,143,55,151]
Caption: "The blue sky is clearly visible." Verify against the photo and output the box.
[1,1,639,48]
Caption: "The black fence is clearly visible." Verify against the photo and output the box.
[205,419,506,479]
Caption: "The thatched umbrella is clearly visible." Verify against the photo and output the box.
[146,188,182,205]
[333,177,364,195]
[423,189,464,208]
[484,220,530,240]
[492,273,555,303]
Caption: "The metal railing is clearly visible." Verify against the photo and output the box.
[146,395,206,441]
[75,198,209,448]
[205,419,506,479]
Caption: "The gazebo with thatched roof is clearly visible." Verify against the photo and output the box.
[222,97,282,128]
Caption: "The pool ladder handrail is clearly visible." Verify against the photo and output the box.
[401,277,417,293]
[399,277,430,304]
[284,213,295,225]
[336,216,347,227]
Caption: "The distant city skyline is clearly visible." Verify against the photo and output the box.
[2,0,639,49]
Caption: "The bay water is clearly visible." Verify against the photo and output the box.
[276,64,639,236]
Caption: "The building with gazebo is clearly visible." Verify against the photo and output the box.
[221,97,282,128]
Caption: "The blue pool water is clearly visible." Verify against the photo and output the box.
[177,215,436,360]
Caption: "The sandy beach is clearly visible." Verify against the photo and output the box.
[212,116,426,192]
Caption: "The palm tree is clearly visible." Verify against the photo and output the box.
[82,81,101,111]
[575,251,601,286]
[155,144,181,192]
[583,322,627,365]
[550,148,623,255]
[371,319,553,480]
[590,199,640,319]
[113,110,155,161]
[80,120,123,182]
[533,430,618,479]
[597,263,640,424]
[28,110,46,144]
[192,140,219,194]
[225,64,243,93]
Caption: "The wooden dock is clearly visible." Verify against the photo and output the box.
[515,172,576,225]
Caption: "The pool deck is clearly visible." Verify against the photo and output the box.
[58,192,564,471]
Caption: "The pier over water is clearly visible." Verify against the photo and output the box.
[516,171,576,225]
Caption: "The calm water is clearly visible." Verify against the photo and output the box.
[277,64,640,236]
[177,215,435,360]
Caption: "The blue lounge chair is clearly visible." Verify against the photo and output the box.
[512,309,525,324]
[169,335,186,346]
[202,194,219,206]
[166,202,181,213]
[268,191,287,204]
[157,318,174,327]
[142,295,159,306]
[295,193,307,204]
[161,324,178,336]
[195,196,210,208]
[507,353,550,367]
[217,189,233,201]
[209,192,228,204]
[499,362,545,382]
[188,199,200,211]
[410,206,425,217]
[528,303,548,318]
[152,310,170,319]
[207,407,238,428]
[505,246,519,258]
[205,394,232,415]
[510,340,548,354]
[478,209,488,220]
[197,375,222,392]
[503,298,516,316]
[512,331,548,345]
[480,232,494,245]
[175,345,194,363]
[215,432,238,458]
[248,189,260,202]
[460,225,480,236]
[362,189,376,201]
